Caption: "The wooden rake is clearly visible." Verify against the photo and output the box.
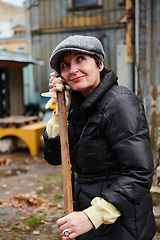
[57,91,74,215]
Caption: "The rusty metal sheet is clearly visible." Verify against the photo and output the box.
[138,0,160,165]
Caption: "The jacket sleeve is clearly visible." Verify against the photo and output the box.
[42,128,61,166]
[101,92,154,217]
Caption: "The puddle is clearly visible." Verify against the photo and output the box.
[0,168,28,177]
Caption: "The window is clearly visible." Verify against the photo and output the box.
[0,69,9,117]
[75,0,97,6]
[17,47,26,53]
[118,0,125,6]
[73,0,100,7]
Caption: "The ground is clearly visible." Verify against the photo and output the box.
[0,148,64,240]
[0,148,160,240]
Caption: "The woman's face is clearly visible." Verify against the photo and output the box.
[60,51,104,98]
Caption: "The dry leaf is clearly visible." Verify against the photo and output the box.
[5,191,10,195]
[25,225,31,230]
[0,158,12,166]
[33,230,40,235]
[4,228,11,232]
[0,194,46,209]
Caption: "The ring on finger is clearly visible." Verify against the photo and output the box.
[64,230,70,236]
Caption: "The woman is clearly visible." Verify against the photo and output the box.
[42,35,156,240]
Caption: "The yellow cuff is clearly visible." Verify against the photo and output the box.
[84,205,104,229]
[84,197,121,229]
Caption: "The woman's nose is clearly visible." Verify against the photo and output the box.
[70,63,78,74]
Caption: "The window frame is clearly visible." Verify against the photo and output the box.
[72,0,102,10]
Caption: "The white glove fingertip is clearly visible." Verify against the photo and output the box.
[45,98,54,109]
[65,85,70,90]
[56,83,63,91]
[41,92,57,98]
[52,77,62,83]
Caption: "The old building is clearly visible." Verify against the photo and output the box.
[0,0,26,52]
[25,0,160,166]
[0,0,25,22]
[0,1,42,110]
[25,0,126,102]
[0,0,26,53]
[0,50,43,117]
[0,19,26,53]
[136,0,160,165]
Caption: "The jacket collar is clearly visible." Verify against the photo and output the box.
[79,69,118,117]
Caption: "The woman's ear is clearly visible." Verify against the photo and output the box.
[99,62,104,72]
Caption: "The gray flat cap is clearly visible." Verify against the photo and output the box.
[49,35,105,72]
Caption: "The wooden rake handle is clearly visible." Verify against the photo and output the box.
[57,91,73,215]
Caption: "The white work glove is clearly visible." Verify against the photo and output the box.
[41,75,71,138]
[41,77,71,112]
[46,112,60,138]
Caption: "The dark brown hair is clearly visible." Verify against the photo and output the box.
[89,54,105,79]
[58,51,105,79]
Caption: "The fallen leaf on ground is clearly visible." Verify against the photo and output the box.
[4,228,11,232]
[0,194,46,209]
[33,230,40,235]
[0,158,12,166]
[25,225,31,230]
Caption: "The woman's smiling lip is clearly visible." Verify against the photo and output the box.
[72,75,85,82]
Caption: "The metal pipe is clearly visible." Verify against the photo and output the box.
[135,0,139,95]
[25,0,32,54]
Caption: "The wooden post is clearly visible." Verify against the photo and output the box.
[125,0,135,91]
[57,91,73,215]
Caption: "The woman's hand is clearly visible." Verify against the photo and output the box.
[49,72,71,113]
[57,211,94,239]
[49,72,66,92]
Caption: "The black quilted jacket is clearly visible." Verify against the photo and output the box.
[43,70,156,240]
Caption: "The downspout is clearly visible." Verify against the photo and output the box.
[135,0,139,96]
[125,0,135,91]
[24,0,35,103]
[25,0,32,54]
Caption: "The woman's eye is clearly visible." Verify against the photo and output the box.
[61,62,69,69]
[78,56,85,62]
